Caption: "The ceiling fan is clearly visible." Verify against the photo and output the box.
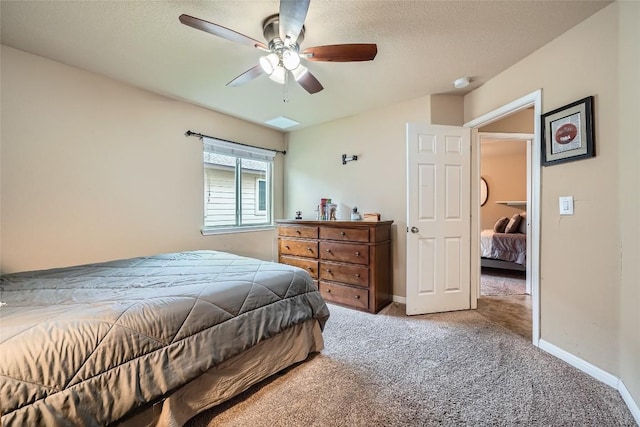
[179,0,377,94]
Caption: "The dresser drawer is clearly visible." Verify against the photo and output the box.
[279,239,319,258]
[319,282,369,310]
[278,225,318,239]
[320,262,369,287]
[280,256,318,279]
[320,242,369,265]
[320,227,369,242]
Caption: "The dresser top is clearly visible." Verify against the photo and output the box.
[276,219,393,227]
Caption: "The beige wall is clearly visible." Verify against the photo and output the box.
[430,95,464,126]
[466,1,637,402]
[480,140,527,230]
[618,0,640,411]
[0,46,285,273]
[285,96,431,298]
[479,108,534,134]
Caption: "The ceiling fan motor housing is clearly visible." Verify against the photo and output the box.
[263,14,304,53]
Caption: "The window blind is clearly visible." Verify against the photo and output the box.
[203,137,276,161]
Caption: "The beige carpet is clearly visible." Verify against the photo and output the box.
[186,303,636,427]
[481,268,526,296]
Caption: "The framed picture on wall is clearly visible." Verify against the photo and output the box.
[541,96,595,166]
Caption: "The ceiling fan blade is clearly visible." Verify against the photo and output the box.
[296,70,323,94]
[179,14,267,50]
[227,65,264,87]
[302,44,378,62]
[279,0,310,45]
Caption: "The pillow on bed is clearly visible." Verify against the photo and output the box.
[505,213,522,233]
[493,217,509,233]
[518,212,527,234]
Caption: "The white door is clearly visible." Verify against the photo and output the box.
[406,123,471,315]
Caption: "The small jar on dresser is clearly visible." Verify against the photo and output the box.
[276,219,393,313]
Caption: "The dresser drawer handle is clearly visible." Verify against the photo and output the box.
[355,273,360,278]
[355,251,360,256]
[340,231,346,236]
[307,267,313,271]
[354,295,360,299]
[326,249,332,253]
[296,230,301,234]
[307,247,313,252]
[326,289,331,293]
[325,269,332,273]
[284,245,290,250]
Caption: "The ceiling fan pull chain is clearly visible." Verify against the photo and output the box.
[283,70,290,103]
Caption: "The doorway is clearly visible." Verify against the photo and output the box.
[466,90,542,346]
[476,134,533,340]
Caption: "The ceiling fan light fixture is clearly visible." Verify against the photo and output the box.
[269,66,287,84]
[282,49,301,70]
[259,53,279,75]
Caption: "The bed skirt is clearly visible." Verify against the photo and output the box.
[117,319,324,427]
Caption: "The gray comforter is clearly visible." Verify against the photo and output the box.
[480,229,527,265]
[0,250,329,426]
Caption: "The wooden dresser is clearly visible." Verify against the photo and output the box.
[276,219,393,313]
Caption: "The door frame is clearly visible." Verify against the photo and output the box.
[465,89,542,346]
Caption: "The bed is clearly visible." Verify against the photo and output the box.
[480,212,527,272]
[0,250,329,426]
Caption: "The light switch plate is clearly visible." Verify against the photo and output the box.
[559,196,574,215]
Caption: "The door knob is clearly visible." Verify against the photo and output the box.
[410,226,419,233]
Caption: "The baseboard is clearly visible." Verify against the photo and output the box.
[392,295,406,304]
[538,339,618,387]
[619,380,640,425]
[539,339,640,424]
[391,295,482,306]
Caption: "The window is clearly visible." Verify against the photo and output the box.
[202,137,275,233]
[255,179,267,215]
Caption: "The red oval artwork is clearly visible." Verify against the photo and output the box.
[555,123,578,144]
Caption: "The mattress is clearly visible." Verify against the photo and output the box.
[0,250,329,425]
[480,229,527,265]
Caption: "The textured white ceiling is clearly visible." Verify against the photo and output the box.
[0,0,610,131]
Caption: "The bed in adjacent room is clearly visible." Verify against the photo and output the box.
[481,212,527,272]
[0,250,329,426]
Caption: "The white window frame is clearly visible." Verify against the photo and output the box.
[201,137,275,235]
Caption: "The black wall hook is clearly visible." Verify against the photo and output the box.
[342,154,358,165]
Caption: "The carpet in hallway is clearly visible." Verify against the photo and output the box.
[481,268,526,296]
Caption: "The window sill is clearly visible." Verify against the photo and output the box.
[201,225,276,236]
